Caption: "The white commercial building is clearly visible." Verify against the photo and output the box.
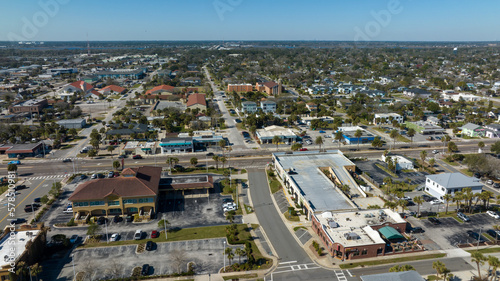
[373,113,404,125]
[425,173,483,201]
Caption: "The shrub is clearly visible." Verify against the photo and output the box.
[67,218,76,226]
[267,170,275,177]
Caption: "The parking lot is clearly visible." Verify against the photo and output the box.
[354,160,428,187]
[407,213,500,250]
[49,238,244,280]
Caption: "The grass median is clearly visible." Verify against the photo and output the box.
[339,253,446,269]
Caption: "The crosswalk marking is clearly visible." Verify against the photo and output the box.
[335,270,348,281]
[274,261,320,274]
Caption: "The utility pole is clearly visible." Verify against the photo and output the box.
[105,219,109,244]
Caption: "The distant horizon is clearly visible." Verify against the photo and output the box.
[2,1,500,42]
[4,40,500,43]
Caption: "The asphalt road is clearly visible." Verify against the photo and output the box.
[248,169,357,281]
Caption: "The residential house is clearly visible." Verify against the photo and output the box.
[241,101,258,114]
[306,103,318,111]
[260,100,276,113]
[425,173,482,201]
[145,85,175,95]
[484,124,500,138]
[59,80,93,99]
[101,85,126,95]
[461,123,484,137]
[403,88,432,99]
[84,90,102,100]
[180,77,202,86]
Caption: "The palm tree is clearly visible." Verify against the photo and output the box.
[235,248,245,264]
[107,145,115,155]
[428,158,435,168]
[354,129,362,151]
[218,139,226,153]
[315,136,324,152]
[432,260,446,279]
[397,199,408,213]
[471,251,486,280]
[414,196,424,217]
[225,247,234,265]
[463,187,474,213]
[488,255,500,281]
[478,141,485,153]
[190,157,198,167]
[454,191,464,213]
[112,160,120,171]
[334,131,344,148]
[16,261,28,281]
[212,155,219,170]
[30,263,42,281]
[407,128,415,145]
[384,201,397,211]
[383,177,392,194]
[420,150,427,170]
[389,129,399,149]
[220,157,227,169]
[272,136,280,151]
[443,194,452,214]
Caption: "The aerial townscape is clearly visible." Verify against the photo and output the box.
[1,1,500,281]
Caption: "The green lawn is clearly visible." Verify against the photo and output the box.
[375,163,397,178]
[81,224,236,248]
[460,169,474,177]
[442,158,459,166]
[223,274,258,280]
[284,212,300,222]
[466,248,500,254]
[269,178,282,194]
[339,253,446,269]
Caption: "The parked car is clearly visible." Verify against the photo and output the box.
[222,198,233,204]
[457,212,470,222]
[113,215,121,223]
[134,230,143,240]
[467,230,481,240]
[33,197,41,203]
[14,185,27,191]
[422,195,433,202]
[494,183,500,188]
[141,264,150,276]
[126,215,133,222]
[91,174,97,179]
[430,199,442,205]
[487,229,500,239]
[487,180,494,185]
[108,171,114,178]
[11,218,26,224]
[428,217,441,225]
[132,155,142,159]
[96,216,107,225]
[110,233,120,242]
[80,174,88,180]
[70,235,79,244]
[97,173,105,178]
[151,230,159,238]
[487,211,500,219]
[24,205,38,213]
[146,241,154,251]
[409,227,424,234]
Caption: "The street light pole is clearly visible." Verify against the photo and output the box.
[163,214,167,240]
[223,241,226,272]
[72,254,76,280]
[105,219,109,244]
[477,227,483,250]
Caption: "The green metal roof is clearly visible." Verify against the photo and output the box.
[378,226,404,240]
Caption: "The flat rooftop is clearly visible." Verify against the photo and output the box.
[274,151,356,213]
[0,230,40,267]
[315,209,405,247]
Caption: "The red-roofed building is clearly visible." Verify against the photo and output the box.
[263,81,281,95]
[60,80,94,98]
[85,90,102,100]
[186,93,206,111]
[145,85,175,95]
[101,85,126,95]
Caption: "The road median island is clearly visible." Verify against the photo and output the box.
[339,253,446,269]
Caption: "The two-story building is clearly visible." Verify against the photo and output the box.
[260,100,277,113]
[484,124,500,138]
[69,166,162,219]
[241,101,258,114]
[159,137,194,154]
[373,113,404,125]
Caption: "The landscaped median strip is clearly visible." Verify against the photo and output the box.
[466,247,500,255]
[339,253,446,269]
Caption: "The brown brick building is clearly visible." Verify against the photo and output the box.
[8,99,48,114]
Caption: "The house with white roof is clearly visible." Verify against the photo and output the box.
[425,173,483,201]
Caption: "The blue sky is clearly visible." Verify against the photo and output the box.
[1,0,499,41]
